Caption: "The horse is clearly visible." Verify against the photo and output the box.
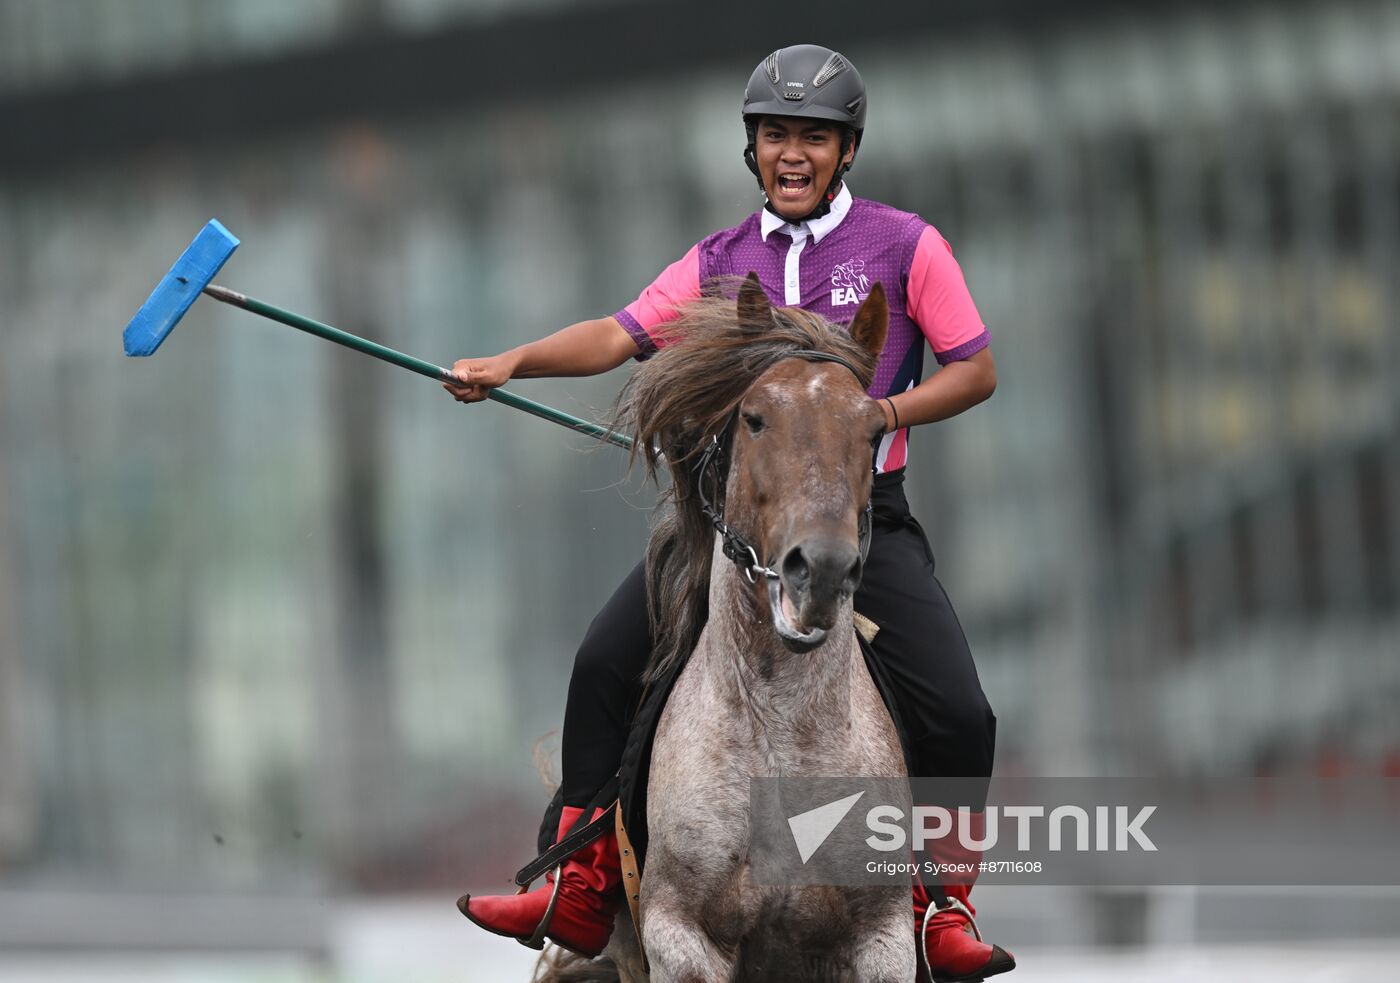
[540,274,914,983]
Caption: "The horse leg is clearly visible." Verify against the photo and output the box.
[846,908,918,983]
[642,907,734,983]
[845,924,924,983]
[605,910,650,983]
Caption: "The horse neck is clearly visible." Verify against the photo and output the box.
[701,536,862,727]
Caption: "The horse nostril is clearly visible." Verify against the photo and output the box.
[844,556,863,593]
[782,538,862,608]
[781,545,812,592]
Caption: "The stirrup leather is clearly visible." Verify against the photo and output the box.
[515,798,618,887]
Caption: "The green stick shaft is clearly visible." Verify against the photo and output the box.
[202,284,632,451]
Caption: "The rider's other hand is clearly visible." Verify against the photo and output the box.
[443,354,515,403]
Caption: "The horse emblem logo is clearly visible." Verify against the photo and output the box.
[830,260,870,306]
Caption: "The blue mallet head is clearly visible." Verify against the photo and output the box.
[123,219,239,357]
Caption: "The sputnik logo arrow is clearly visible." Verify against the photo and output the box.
[787,791,865,863]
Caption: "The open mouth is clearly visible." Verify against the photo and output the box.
[776,172,813,198]
[766,574,828,652]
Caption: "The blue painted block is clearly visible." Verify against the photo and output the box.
[123,219,239,356]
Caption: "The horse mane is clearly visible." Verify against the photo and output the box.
[611,289,879,685]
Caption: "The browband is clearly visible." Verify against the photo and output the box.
[786,348,865,384]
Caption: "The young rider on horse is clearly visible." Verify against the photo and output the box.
[445,45,1013,982]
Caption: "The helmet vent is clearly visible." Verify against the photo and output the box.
[764,52,781,84]
[812,53,848,88]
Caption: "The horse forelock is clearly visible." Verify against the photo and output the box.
[611,291,879,685]
[621,294,877,465]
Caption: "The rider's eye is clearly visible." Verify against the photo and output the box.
[743,413,766,435]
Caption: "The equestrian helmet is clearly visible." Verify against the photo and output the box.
[742,44,867,135]
[742,44,866,215]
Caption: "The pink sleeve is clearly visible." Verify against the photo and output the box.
[907,225,990,364]
[614,244,702,358]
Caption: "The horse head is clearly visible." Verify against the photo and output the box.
[725,274,889,652]
[620,274,890,677]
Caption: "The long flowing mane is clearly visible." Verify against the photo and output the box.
[612,292,879,684]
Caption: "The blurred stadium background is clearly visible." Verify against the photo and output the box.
[1,0,1397,979]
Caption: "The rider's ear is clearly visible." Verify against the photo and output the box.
[737,272,772,333]
[849,282,888,359]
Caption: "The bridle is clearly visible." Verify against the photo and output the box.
[693,349,878,586]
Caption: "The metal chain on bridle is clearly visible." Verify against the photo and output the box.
[692,349,878,585]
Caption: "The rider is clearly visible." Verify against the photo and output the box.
[447,44,1012,982]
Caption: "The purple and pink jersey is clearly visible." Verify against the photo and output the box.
[613,188,989,473]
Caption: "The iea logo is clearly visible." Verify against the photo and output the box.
[787,791,865,863]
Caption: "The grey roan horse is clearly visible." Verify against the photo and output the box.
[542,275,913,983]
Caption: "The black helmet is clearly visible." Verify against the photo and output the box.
[743,44,866,134]
[742,44,866,220]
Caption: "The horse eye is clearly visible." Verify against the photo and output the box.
[743,412,766,435]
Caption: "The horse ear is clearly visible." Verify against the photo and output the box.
[737,272,772,333]
[849,282,888,359]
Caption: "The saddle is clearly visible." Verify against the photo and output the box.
[513,616,914,939]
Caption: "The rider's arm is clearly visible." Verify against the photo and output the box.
[443,318,638,402]
[882,347,996,431]
[884,225,996,431]
[445,245,702,403]
[510,317,642,378]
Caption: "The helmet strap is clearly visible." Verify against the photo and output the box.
[743,120,765,191]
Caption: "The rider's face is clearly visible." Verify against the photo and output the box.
[755,116,854,220]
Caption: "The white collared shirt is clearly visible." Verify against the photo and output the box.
[759,183,854,246]
[759,185,853,304]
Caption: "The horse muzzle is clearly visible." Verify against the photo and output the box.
[768,537,862,653]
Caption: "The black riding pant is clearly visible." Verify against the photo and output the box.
[559,468,997,806]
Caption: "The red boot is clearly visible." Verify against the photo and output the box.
[913,881,1016,983]
[458,806,622,957]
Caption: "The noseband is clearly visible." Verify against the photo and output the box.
[694,349,878,585]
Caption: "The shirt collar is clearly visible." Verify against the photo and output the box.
[760,184,853,245]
